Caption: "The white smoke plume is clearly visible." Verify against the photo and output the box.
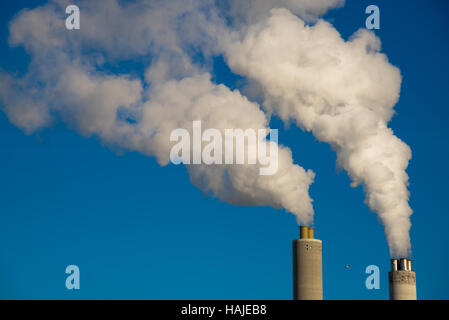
[0,1,413,253]
[0,1,317,224]
[223,9,412,257]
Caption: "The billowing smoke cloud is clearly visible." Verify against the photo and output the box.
[0,1,317,224]
[0,0,413,254]
[223,9,412,257]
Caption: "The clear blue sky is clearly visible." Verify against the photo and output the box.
[0,0,448,299]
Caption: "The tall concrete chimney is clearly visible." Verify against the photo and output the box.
[292,226,323,300]
[389,258,417,300]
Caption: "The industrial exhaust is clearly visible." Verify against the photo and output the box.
[292,226,323,300]
[389,258,417,300]
[292,227,417,300]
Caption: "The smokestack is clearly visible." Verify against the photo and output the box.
[389,258,417,300]
[293,226,323,300]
